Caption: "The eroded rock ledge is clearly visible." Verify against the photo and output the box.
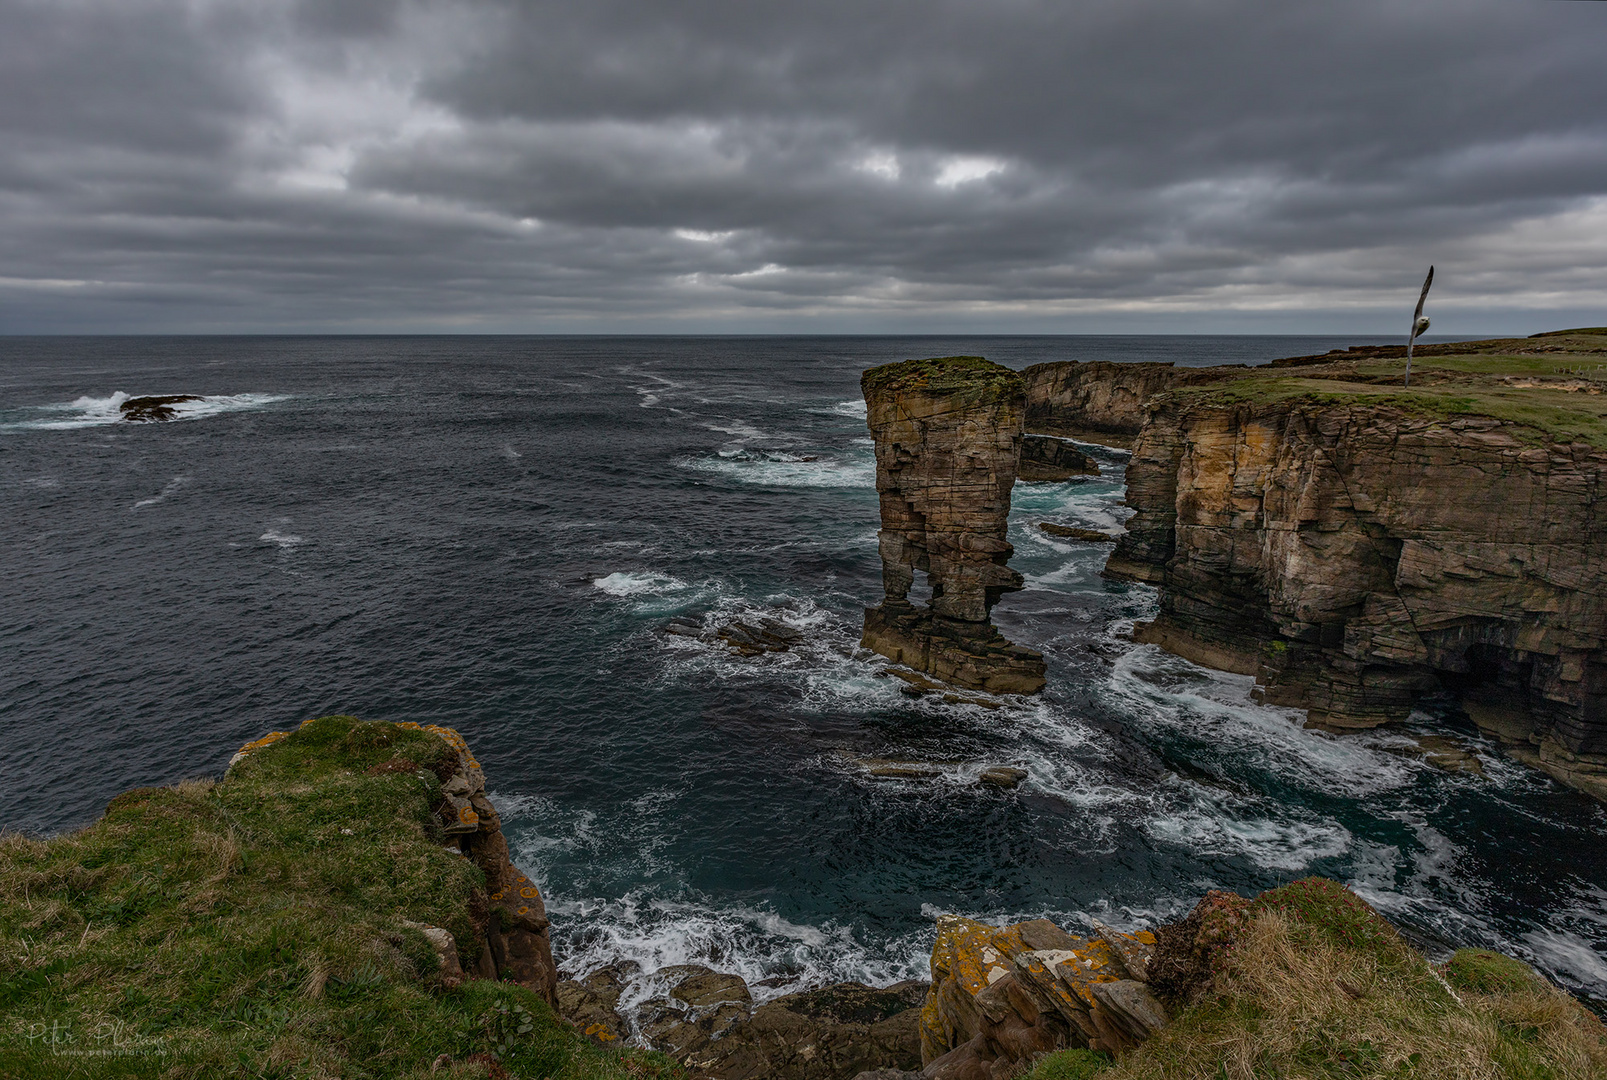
[859,356,1046,695]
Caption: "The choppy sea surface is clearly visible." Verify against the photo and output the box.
[4,335,1605,1017]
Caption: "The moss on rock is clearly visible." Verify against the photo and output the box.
[860,355,1024,400]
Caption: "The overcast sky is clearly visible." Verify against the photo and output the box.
[2,0,1604,334]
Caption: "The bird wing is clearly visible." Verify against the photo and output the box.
[1412,265,1434,324]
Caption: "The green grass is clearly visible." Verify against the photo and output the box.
[1027,1048,1113,1080]
[0,715,681,1080]
[1443,949,1546,997]
[1175,344,1607,448]
[1108,879,1607,1080]
[860,355,1025,399]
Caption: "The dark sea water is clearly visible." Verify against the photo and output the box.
[4,335,1605,1020]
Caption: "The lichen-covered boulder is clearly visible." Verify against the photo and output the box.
[920,914,1163,1076]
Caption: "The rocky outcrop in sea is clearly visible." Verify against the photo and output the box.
[858,356,1047,695]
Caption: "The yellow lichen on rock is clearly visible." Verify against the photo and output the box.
[920,914,1165,1078]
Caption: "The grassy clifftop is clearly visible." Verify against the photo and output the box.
[861,355,1025,399]
[1031,878,1607,1080]
[0,716,678,1080]
[1175,330,1607,448]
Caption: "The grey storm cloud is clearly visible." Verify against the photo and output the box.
[1,0,1605,332]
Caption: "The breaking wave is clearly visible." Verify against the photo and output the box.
[1,391,287,431]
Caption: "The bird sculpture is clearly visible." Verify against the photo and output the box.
[1404,265,1434,387]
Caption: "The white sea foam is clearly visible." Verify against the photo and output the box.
[1147,803,1351,871]
[702,418,768,441]
[594,571,689,597]
[544,890,932,1039]
[549,892,929,993]
[828,399,867,419]
[627,372,681,410]
[682,451,874,489]
[260,528,305,548]
[132,476,188,509]
[3,391,288,431]
[593,570,720,614]
[1108,645,1419,797]
[1522,928,1607,990]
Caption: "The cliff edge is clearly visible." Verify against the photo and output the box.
[0,716,667,1080]
[1028,332,1607,799]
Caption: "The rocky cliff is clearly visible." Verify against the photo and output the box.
[1062,332,1607,799]
[1021,361,1245,449]
[919,914,1164,1080]
[859,356,1046,695]
[1017,435,1099,482]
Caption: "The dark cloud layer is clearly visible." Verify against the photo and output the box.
[2,0,1604,332]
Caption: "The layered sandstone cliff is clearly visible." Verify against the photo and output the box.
[1109,396,1607,765]
[1021,361,1245,448]
[860,356,1046,695]
[1074,333,1607,798]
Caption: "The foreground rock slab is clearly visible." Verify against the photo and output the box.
[920,913,1164,1078]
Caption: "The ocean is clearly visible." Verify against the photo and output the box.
[4,334,1604,1020]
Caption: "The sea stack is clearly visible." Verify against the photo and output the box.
[860,356,1046,695]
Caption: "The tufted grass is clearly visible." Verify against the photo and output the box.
[1108,880,1607,1080]
[1027,1048,1114,1080]
[0,715,682,1080]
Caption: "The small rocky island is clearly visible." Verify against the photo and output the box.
[859,356,1047,695]
[119,394,202,421]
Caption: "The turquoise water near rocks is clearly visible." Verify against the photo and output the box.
[4,335,1604,1018]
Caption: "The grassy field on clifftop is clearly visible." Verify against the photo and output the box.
[1178,330,1607,448]
[0,716,679,1080]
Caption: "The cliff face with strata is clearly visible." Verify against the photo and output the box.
[860,356,1046,695]
[1021,361,1244,448]
[1106,395,1607,795]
